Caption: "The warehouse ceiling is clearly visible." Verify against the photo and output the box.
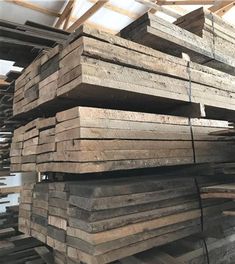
[1,0,235,32]
[0,0,235,74]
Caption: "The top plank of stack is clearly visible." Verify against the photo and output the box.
[13,24,235,121]
[120,7,235,76]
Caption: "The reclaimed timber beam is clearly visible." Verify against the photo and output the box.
[54,0,75,28]
[0,79,9,86]
[209,1,235,16]
[68,0,109,32]
[135,0,181,18]
[0,186,21,194]
[223,210,235,216]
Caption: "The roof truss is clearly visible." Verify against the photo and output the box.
[4,0,235,35]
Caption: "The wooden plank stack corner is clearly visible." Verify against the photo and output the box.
[10,7,235,264]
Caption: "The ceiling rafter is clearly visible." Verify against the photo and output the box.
[63,1,77,30]
[4,0,235,34]
[209,1,235,16]
[135,0,181,18]
[67,0,109,32]
[5,0,115,34]
[54,0,75,28]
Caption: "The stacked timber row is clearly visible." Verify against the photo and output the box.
[10,106,235,173]
[18,183,34,236]
[18,172,235,264]
[12,25,235,121]
[121,8,235,75]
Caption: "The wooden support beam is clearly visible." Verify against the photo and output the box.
[209,1,235,16]
[67,0,109,32]
[0,79,9,86]
[0,186,21,195]
[135,0,181,18]
[54,0,75,28]
[223,210,235,216]
[63,0,76,30]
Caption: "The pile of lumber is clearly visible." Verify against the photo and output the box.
[121,8,235,75]
[175,7,235,73]
[108,227,235,264]
[10,106,235,174]
[0,206,18,229]
[201,183,235,217]
[11,25,235,121]
[10,117,56,172]
[8,7,235,264]
[0,19,69,67]
[0,71,24,170]
[201,183,235,200]
[0,229,52,264]
[18,170,235,264]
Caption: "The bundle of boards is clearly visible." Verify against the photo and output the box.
[0,19,69,67]
[18,171,235,264]
[12,24,235,121]
[0,71,23,170]
[121,7,235,75]
[10,106,235,174]
[0,227,52,264]
[53,230,235,264]
[0,205,18,229]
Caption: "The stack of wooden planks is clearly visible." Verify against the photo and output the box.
[0,231,52,264]
[175,7,235,74]
[17,170,235,264]
[0,71,24,170]
[121,8,235,75]
[201,183,235,200]
[11,25,235,121]
[108,227,235,264]
[201,182,235,217]
[9,7,235,264]
[10,106,235,174]
[0,206,18,229]
[0,19,69,67]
